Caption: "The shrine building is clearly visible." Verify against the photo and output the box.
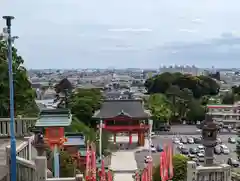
[93,99,151,146]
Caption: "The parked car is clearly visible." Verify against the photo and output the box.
[187,137,194,144]
[181,148,189,155]
[188,153,196,160]
[193,137,201,144]
[151,145,157,153]
[173,138,180,144]
[228,137,236,144]
[217,138,222,144]
[181,137,188,144]
[189,148,198,154]
[197,153,205,162]
[214,146,221,155]
[197,145,204,150]
[220,145,230,154]
[177,143,184,150]
[227,158,239,167]
[157,145,164,152]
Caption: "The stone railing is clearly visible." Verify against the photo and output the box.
[232,172,240,181]
[6,155,83,181]
[0,118,37,138]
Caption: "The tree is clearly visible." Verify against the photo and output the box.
[222,93,235,104]
[186,100,205,123]
[0,40,38,117]
[69,89,102,127]
[59,150,76,177]
[148,94,172,126]
[153,154,189,181]
[145,73,220,99]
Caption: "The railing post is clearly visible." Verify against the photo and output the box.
[16,118,23,137]
[75,174,84,181]
[5,147,10,181]
[35,156,47,181]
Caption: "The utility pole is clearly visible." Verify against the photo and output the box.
[2,16,16,181]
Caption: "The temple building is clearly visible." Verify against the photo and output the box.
[93,99,151,146]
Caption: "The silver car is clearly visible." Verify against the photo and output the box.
[187,137,194,144]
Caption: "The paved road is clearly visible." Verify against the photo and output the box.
[110,136,142,181]
[135,134,238,170]
[154,125,236,135]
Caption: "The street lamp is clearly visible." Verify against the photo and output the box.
[2,16,16,181]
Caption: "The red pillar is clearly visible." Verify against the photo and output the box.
[129,132,132,144]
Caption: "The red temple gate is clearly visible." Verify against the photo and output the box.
[93,100,151,146]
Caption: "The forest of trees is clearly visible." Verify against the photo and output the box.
[144,72,220,124]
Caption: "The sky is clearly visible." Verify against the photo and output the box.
[1,0,240,69]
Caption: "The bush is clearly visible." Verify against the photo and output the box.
[153,154,189,181]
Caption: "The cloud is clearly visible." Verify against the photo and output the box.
[178,29,198,33]
[191,18,204,24]
[157,33,240,67]
[108,28,153,32]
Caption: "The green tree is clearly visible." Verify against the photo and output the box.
[145,72,220,99]
[153,154,189,181]
[59,150,76,177]
[186,100,205,123]
[222,93,234,104]
[0,41,38,117]
[148,94,172,126]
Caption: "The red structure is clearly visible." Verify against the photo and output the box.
[44,127,67,148]
[93,100,151,146]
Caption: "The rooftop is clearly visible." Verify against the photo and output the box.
[93,99,150,119]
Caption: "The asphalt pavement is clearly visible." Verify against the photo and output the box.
[134,134,238,170]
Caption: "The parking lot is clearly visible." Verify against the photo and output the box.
[135,134,238,170]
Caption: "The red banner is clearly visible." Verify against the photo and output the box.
[168,144,174,179]
[100,160,106,181]
[91,150,96,181]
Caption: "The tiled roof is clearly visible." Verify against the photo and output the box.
[93,99,150,119]
[35,109,72,127]
[64,136,85,146]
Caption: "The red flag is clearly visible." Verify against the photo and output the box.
[144,169,148,181]
[86,142,91,178]
[107,170,112,181]
[101,160,106,181]
[160,152,165,181]
[135,172,140,181]
[168,144,174,179]
[91,150,96,181]
[147,161,153,181]
[163,145,169,180]
[142,169,147,181]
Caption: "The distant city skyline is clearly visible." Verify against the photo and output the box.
[1,0,240,69]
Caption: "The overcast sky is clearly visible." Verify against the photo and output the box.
[1,0,240,69]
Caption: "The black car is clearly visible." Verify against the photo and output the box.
[158,125,171,132]
[214,146,221,155]
[227,158,239,167]
[193,137,201,144]
[181,148,189,155]
[189,148,198,154]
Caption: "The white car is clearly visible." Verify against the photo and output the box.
[197,152,204,157]
[173,138,180,144]
[151,145,157,152]
[197,145,204,150]
[177,143,184,150]
[187,137,194,144]
[220,145,230,154]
